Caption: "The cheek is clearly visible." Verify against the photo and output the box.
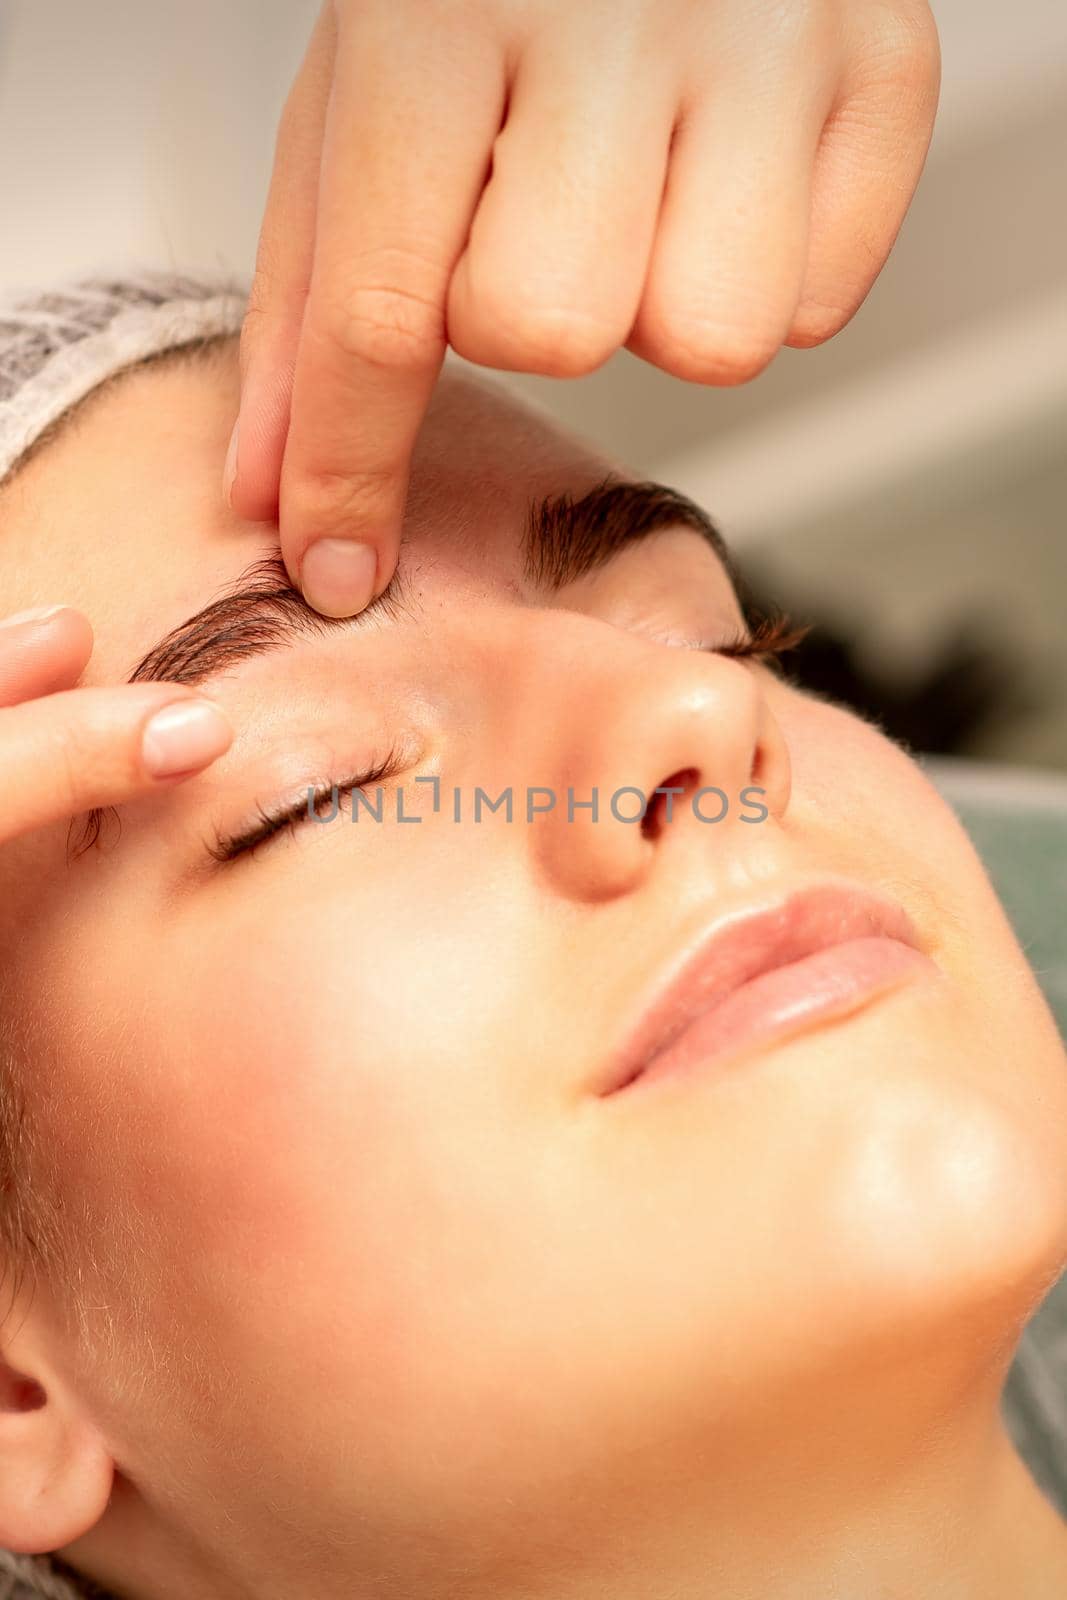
[29,898,442,1367]
[131,918,453,1294]
[784,692,1063,1037]
[777,688,1004,945]
[778,691,938,852]
[771,687,1067,1290]
[52,847,536,1364]
[32,925,460,1469]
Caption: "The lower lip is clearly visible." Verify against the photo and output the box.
[620,936,935,1093]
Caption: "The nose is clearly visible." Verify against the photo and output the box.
[515,613,792,903]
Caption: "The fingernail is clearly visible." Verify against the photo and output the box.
[1,604,69,630]
[300,539,378,618]
[223,418,240,508]
[142,698,234,779]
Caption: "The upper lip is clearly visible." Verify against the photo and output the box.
[598,877,924,1095]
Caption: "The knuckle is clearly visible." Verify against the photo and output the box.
[788,297,855,346]
[237,293,276,379]
[762,0,834,56]
[55,729,89,814]
[41,716,97,815]
[237,300,264,357]
[641,305,781,385]
[314,266,447,372]
[243,275,274,332]
[292,462,400,529]
[43,702,134,813]
[862,4,942,100]
[486,301,619,377]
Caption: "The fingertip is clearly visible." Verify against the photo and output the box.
[140,698,234,781]
[0,604,92,646]
[298,538,379,619]
[0,606,95,702]
[1,604,72,630]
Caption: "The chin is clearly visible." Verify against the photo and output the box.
[815,1062,1067,1369]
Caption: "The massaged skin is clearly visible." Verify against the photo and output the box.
[0,345,1066,1600]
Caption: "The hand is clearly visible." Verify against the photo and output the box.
[0,607,233,848]
[227,0,940,619]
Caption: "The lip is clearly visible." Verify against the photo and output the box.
[597,878,936,1097]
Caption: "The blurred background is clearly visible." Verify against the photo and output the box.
[0,0,1063,768]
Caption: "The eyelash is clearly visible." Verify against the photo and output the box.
[208,746,406,864]
[710,608,810,669]
[209,609,807,863]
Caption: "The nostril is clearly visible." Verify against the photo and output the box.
[642,767,700,841]
[0,1373,46,1413]
[751,735,767,793]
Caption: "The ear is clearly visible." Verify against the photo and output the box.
[0,1278,114,1554]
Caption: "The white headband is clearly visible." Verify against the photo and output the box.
[0,273,248,486]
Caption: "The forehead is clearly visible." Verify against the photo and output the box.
[0,345,616,687]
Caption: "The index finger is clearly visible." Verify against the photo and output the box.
[278,5,506,618]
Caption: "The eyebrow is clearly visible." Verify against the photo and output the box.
[68,477,734,860]
[124,475,735,690]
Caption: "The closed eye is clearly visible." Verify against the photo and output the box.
[710,609,809,673]
[207,746,406,864]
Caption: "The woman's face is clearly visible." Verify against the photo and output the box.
[2,348,1066,1587]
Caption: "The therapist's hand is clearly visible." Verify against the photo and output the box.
[0,607,233,848]
[227,0,940,618]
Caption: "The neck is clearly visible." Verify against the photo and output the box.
[468,1362,1067,1600]
[553,1394,1067,1600]
[634,1418,1067,1600]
